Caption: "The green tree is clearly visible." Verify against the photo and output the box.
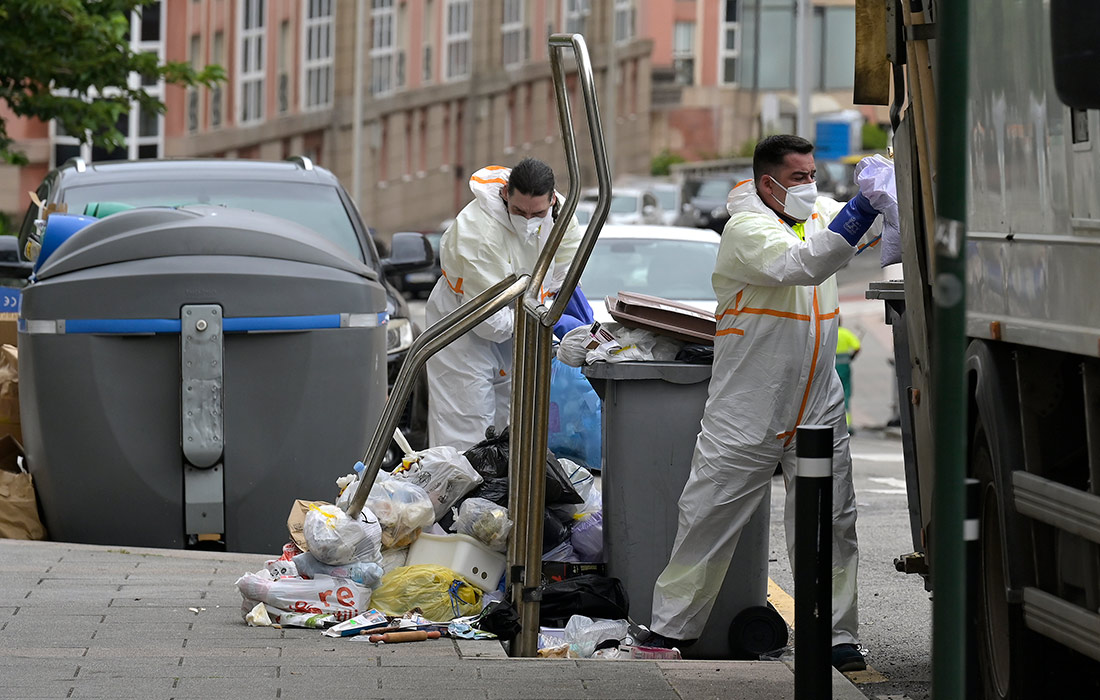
[0,0,224,165]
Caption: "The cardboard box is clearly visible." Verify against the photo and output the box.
[0,344,18,444]
[0,314,16,348]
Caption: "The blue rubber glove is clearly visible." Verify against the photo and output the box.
[828,191,880,245]
[553,287,595,339]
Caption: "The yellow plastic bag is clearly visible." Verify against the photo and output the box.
[369,564,482,622]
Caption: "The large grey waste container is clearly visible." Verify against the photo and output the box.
[583,361,774,659]
[20,206,388,554]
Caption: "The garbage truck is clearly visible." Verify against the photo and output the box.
[860,1,1100,697]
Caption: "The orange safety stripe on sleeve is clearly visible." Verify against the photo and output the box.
[471,175,508,185]
[784,287,824,448]
[715,327,745,337]
[441,269,464,294]
[484,165,508,170]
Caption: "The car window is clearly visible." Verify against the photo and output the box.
[579,237,719,302]
[609,193,638,214]
[696,179,735,200]
[59,180,366,262]
[575,208,592,225]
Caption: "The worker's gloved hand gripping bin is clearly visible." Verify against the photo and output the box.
[19,206,388,553]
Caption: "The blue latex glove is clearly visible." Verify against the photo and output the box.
[828,191,879,245]
[553,286,595,339]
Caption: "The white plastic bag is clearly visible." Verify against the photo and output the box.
[564,615,630,658]
[291,551,385,589]
[559,459,602,518]
[364,473,437,548]
[303,503,383,566]
[450,498,513,552]
[854,154,901,267]
[235,571,369,622]
[392,446,483,521]
[380,546,409,574]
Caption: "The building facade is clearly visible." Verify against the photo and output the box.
[1,0,652,236]
[640,0,887,161]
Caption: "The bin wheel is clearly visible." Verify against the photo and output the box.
[728,603,789,659]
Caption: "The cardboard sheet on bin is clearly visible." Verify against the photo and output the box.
[604,292,716,343]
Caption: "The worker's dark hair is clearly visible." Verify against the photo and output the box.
[507,158,556,198]
[753,135,815,182]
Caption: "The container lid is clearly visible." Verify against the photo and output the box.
[34,205,376,281]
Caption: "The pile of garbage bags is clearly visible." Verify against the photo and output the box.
[235,432,605,631]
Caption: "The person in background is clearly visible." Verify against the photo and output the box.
[647,135,891,673]
[835,317,862,432]
[424,158,588,451]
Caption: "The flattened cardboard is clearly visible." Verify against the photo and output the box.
[605,292,716,343]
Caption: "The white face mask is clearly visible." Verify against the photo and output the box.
[768,177,818,221]
[509,212,547,240]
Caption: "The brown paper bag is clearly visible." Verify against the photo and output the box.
[287,499,329,551]
[0,435,46,540]
[0,345,20,444]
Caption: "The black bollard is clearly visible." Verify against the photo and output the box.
[964,478,980,699]
[795,424,833,699]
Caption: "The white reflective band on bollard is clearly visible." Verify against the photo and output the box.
[797,457,832,478]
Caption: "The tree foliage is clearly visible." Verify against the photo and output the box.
[0,0,224,164]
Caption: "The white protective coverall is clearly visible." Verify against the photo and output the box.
[651,178,875,646]
[425,165,581,451]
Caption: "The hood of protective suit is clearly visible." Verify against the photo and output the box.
[726,178,777,219]
[469,165,515,230]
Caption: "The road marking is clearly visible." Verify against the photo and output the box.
[768,578,889,683]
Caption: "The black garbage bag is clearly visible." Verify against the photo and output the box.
[465,427,511,479]
[475,600,522,640]
[462,429,583,507]
[676,343,714,364]
[542,511,571,553]
[538,574,629,628]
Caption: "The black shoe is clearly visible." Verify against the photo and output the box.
[642,632,697,650]
[831,643,867,672]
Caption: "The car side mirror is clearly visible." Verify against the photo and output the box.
[382,231,433,274]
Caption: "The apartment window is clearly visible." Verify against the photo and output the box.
[563,0,589,35]
[304,0,334,108]
[673,21,694,86]
[211,31,224,127]
[445,0,471,81]
[502,0,524,69]
[239,0,266,124]
[278,21,290,113]
[721,0,740,85]
[371,0,396,95]
[188,34,202,132]
[614,0,635,44]
[422,0,434,81]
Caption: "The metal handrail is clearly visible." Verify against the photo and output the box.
[343,274,529,517]
[523,33,612,326]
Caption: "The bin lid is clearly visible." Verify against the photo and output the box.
[582,361,712,384]
[34,205,376,281]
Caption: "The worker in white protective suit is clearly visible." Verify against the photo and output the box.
[425,158,585,451]
[647,135,890,673]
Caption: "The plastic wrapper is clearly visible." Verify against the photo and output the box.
[542,538,579,563]
[570,511,603,562]
[392,446,483,521]
[291,552,384,589]
[854,154,901,267]
[560,459,602,518]
[368,564,482,622]
[302,503,382,566]
[235,571,368,622]
[450,497,513,552]
[380,546,409,574]
[564,615,630,658]
[548,357,602,472]
[367,474,436,548]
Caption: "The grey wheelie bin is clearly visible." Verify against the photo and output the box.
[19,206,387,554]
[583,361,784,659]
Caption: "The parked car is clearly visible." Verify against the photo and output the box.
[581,186,665,226]
[389,230,443,298]
[676,171,753,233]
[578,224,720,323]
[17,156,434,461]
[0,236,33,288]
[616,176,684,226]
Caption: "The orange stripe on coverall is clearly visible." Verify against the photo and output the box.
[780,287,825,447]
[441,269,463,294]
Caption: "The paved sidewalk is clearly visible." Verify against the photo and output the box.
[0,540,866,699]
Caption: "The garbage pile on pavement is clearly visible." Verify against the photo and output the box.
[233,422,679,658]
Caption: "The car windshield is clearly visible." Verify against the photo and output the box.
[653,188,678,210]
[695,179,736,200]
[425,232,443,254]
[579,237,719,302]
[60,180,365,262]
